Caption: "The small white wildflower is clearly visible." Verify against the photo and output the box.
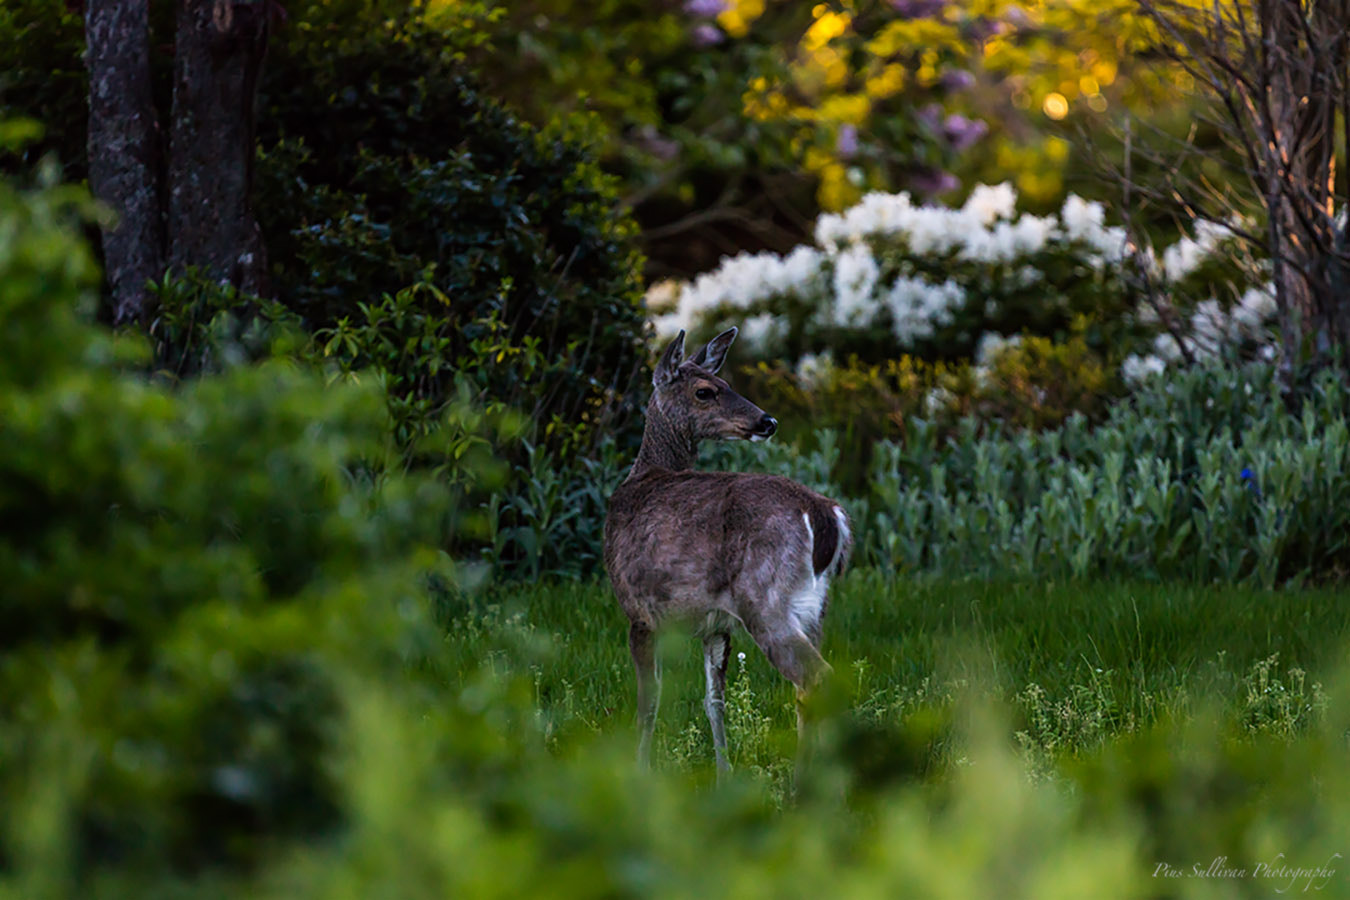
[1162,218,1230,282]
[1121,353,1167,384]
[924,385,954,415]
[974,331,1021,366]
[796,351,834,386]
[883,277,964,346]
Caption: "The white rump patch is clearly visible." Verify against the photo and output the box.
[789,511,828,633]
[827,505,849,575]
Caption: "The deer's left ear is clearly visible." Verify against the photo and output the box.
[653,330,686,387]
[690,327,737,374]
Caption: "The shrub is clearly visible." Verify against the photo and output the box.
[2,1,650,460]
[147,268,306,380]
[970,333,1112,430]
[649,184,1273,383]
[859,360,1350,584]
[255,17,648,455]
[725,331,1112,493]
[0,0,85,175]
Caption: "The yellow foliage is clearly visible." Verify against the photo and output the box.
[804,148,860,211]
[717,0,766,38]
[803,10,851,51]
[864,64,907,99]
[975,335,1111,429]
[743,337,1112,445]
[817,93,871,125]
[1017,169,1062,202]
[865,19,964,58]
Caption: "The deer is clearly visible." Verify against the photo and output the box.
[604,326,851,774]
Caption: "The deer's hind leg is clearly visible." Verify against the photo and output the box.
[629,621,661,768]
[734,575,833,795]
[702,629,732,774]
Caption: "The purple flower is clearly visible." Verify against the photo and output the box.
[888,0,946,19]
[836,123,860,158]
[943,113,988,151]
[1241,467,1254,480]
[964,16,1003,42]
[916,103,943,132]
[910,168,958,196]
[940,69,976,92]
[684,0,729,18]
[692,23,725,46]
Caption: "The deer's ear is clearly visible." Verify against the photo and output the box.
[653,331,686,387]
[690,327,737,374]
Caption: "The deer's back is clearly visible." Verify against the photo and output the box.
[604,469,848,626]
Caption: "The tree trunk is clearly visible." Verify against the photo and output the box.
[167,0,270,294]
[1265,0,1344,369]
[85,0,163,326]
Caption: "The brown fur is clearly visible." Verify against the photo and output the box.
[605,470,847,628]
[603,327,851,772]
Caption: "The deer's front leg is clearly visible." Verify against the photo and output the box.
[702,631,731,775]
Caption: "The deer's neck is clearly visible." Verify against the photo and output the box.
[629,411,696,479]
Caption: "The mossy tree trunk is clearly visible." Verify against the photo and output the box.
[84,0,271,324]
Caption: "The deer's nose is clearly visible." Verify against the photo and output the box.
[758,415,778,437]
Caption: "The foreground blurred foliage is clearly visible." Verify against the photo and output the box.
[0,135,463,879]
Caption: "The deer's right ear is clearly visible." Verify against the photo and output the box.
[653,331,686,387]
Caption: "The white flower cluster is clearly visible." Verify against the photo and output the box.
[650,245,824,341]
[1121,285,1278,384]
[1162,219,1232,281]
[884,276,963,344]
[647,182,1260,388]
[815,183,1126,265]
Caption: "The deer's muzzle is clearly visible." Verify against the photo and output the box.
[749,415,778,442]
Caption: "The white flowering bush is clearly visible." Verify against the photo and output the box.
[648,183,1275,384]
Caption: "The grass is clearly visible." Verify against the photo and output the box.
[452,572,1349,782]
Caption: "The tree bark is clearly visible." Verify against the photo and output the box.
[167,0,270,294]
[85,0,164,326]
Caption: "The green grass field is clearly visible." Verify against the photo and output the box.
[454,573,1349,784]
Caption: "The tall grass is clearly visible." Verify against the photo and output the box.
[462,576,1347,775]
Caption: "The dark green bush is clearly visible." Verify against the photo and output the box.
[0,0,84,176]
[147,268,307,380]
[0,149,465,879]
[255,14,649,454]
[2,1,650,457]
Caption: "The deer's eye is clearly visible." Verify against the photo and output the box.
[695,387,717,401]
